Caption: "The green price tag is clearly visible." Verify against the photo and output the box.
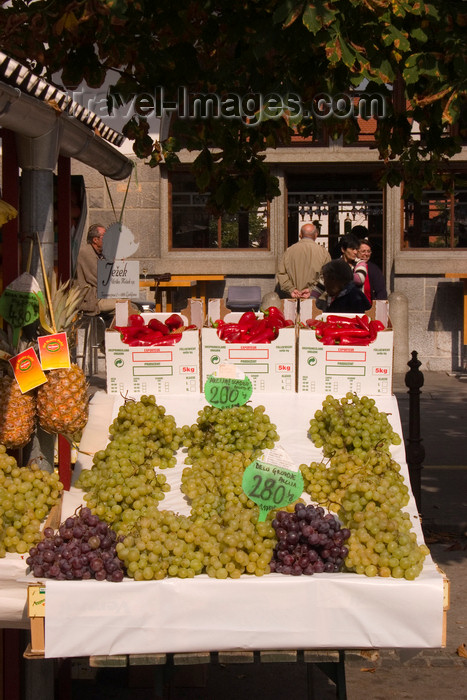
[204,375,253,408]
[0,288,40,328]
[242,460,304,522]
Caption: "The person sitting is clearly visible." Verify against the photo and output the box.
[75,223,116,324]
[317,259,372,313]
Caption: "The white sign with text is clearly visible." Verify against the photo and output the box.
[97,259,140,299]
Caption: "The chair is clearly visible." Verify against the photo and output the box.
[226,285,262,311]
[79,314,106,377]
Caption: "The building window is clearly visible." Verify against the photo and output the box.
[403,189,467,249]
[170,172,268,250]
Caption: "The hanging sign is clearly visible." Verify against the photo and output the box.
[38,332,71,370]
[0,273,44,345]
[97,259,140,299]
[9,347,47,393]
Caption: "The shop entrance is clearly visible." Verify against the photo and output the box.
[286,172,384,269]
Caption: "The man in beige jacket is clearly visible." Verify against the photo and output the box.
[276,223,331,299]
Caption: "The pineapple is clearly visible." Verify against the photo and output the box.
[36,274,89,438]
[0,374,36,449]
[36,364,88,436]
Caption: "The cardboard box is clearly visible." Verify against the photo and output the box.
[202,299,297,393]
[105,300,203,395]
[297,300,393,396]
[27,584,45,655]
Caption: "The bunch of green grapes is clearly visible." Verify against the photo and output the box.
[116,447,277,580]
[76,395,182,527]
[182,404,279,462]
[301,448,405,512]
[180,449,253,519]
[308,393,401,458]
[116,500,276,581]
[0,446,63,556]
[303,394,428,580]
[115,507,204,580]
[339,497,429,581]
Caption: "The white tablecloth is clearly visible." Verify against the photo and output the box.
[0,391,445,656]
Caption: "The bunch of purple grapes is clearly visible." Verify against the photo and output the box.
[270,503,350,576]
[26,507,125,582]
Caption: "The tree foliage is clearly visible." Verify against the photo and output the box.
[0,0,466,212]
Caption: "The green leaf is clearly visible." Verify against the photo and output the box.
[302,4,321,34]
[410,27,428,43]
[383,25,410,52]
[303,1,339,34]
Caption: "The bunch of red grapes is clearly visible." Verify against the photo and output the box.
[27,507,125,582]
[270,503,350,576]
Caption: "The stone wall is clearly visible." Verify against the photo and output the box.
[393,276,464,372]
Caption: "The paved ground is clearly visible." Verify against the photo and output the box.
[70,368,467,699]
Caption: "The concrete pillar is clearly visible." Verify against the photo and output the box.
[16,126,61,290]
[389,291,409,373]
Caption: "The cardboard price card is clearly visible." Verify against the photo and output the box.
[204,375,253,408]
[242,460,304,522]
[205,364,253,408]
[38,332,70,370]
[9,348,47,393]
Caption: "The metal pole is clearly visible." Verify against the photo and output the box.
[404,351,425,512]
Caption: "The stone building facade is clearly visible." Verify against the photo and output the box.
[71,135,467,373]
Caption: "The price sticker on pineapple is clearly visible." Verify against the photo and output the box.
[242,461,304,521]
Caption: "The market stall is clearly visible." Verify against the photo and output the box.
[0,303,447,671]
[0,391,446,659]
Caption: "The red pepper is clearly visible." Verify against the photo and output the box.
[128,339,154,346]
[264,305,285,322]
[248,326,277,343]
[306,318,322,329]
[217,323,242,341]
[115,325,142,343]
[128,314,145,327]
[309,320,327,336]
[154,333,183,345]
[368,320,383,342]
[337,336,371,345]
[148,318,170,335]
[319,326,371,344]
[165,313,184,331]
[325,315,360,326]
[244,318,269,342]
[354,314,370,331]
[238,311,258,331]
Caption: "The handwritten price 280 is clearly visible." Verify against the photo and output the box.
[248,475,295,506]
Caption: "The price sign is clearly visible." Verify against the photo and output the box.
[204,374,253,409]
[242,460,304,522]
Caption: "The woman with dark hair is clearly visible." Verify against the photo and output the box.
[357,239,388,300]
[338,234,371,303]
